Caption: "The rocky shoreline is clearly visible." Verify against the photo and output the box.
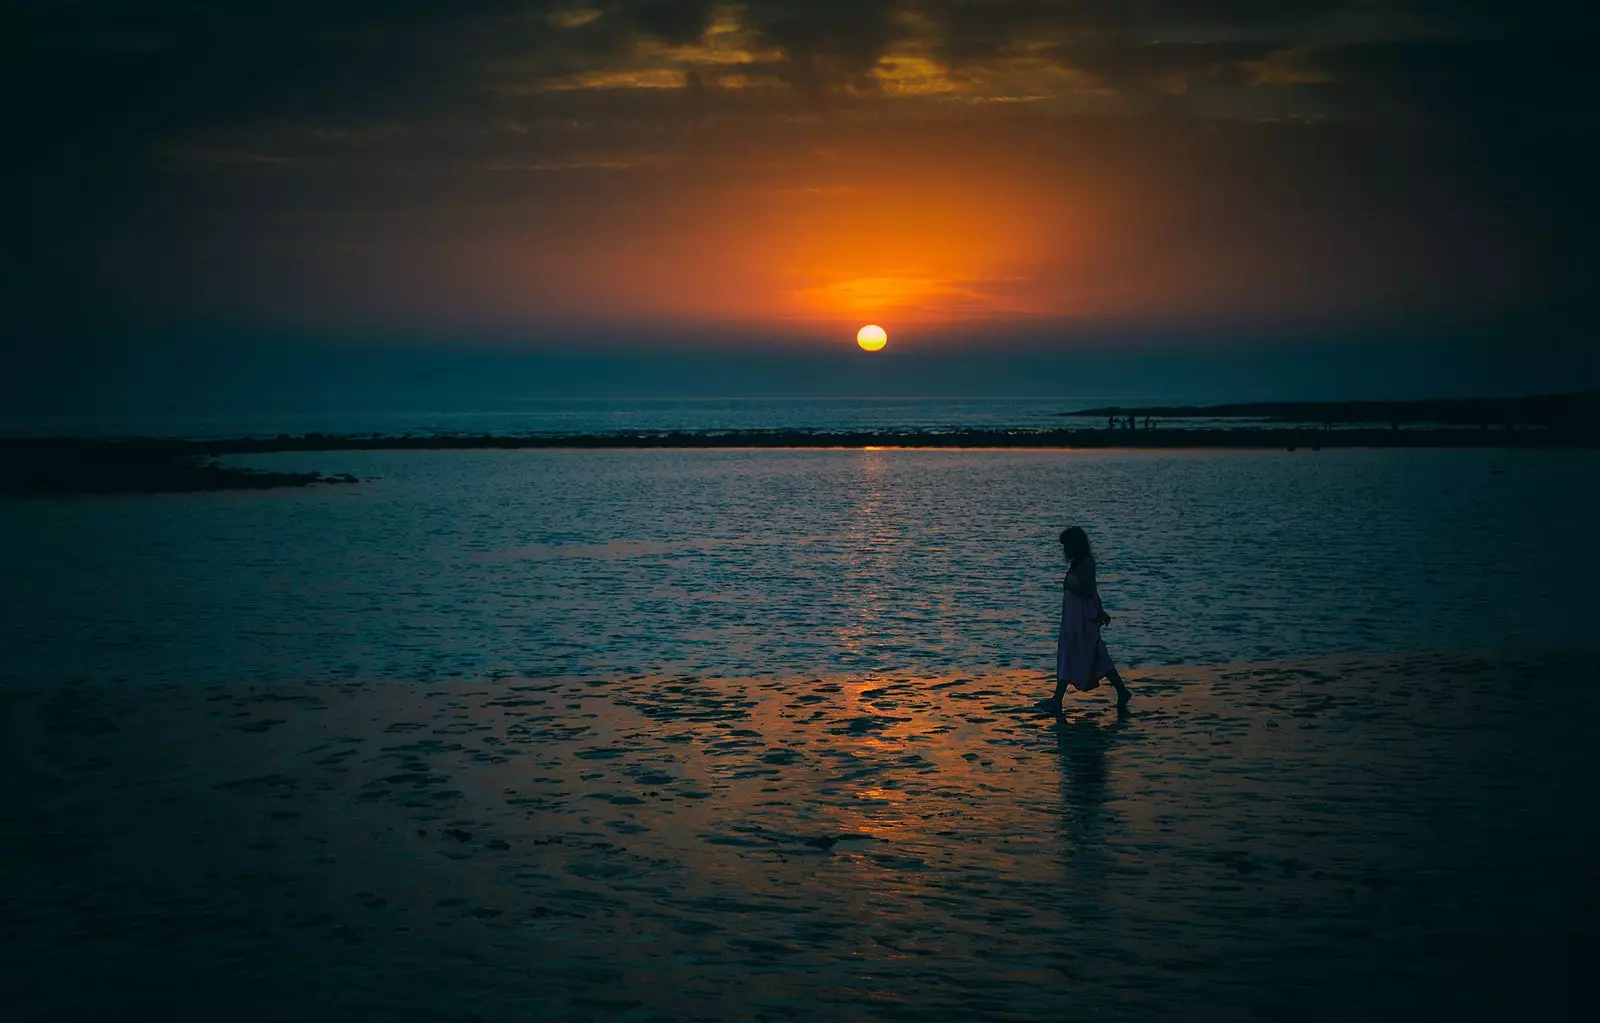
[9,424,1598,457]
[1062,391,1600,429]
[0,438,360,496]
[2,421,1593,495]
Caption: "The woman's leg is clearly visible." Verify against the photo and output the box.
[1107,667,1131,706]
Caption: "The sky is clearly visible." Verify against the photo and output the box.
[2,1,1596,408]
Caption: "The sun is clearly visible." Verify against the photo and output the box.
[856,324,887,351]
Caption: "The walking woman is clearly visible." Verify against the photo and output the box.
[1046,526,1130,713]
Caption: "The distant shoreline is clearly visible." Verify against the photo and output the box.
[2,426,1595,496]
[0,438,362,497]
[7,426,1599,454]
[1061,391,1599,428]
[3,422,1587,499]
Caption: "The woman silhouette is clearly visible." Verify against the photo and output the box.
[1046,527,1130,713]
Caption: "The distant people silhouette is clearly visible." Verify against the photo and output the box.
[1045,527,1130,714]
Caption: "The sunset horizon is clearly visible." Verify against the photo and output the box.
[3,5,1596,1021]
[5,1,1595,398]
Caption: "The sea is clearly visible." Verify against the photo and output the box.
[3,443,1595,688]
[14,393,1581,689]
[4,397,1598,1020]
[1,395,1306,439]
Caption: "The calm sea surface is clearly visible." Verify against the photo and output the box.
[6,446,1598,1021]
[2,397,1088,438]
[0,396,1262,439]
[4,447,1594,689]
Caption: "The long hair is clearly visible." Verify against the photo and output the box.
[1059,526,1092,567]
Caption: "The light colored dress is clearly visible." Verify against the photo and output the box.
[1057,556,1115,692]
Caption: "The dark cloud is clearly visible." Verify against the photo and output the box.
[1048,38,1281,92]
[1295,34,1600,128]
[4,1,1592,156]
[741,1,902,81]
[1,1,1594,340]
[633,0,719,46]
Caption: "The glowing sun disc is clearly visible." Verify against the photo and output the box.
[856,324,888,351]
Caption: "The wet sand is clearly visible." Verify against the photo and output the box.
[4,654,1594,1021]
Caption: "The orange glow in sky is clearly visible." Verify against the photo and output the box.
[86,3,1553,349]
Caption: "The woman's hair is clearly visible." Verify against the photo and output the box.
[1059,526,1092,564]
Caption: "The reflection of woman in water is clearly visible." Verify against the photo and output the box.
[1046,526,1130,714]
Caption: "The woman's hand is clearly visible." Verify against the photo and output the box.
[1096,611,1112,627]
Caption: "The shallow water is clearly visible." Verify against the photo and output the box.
[2,448,1595,689]
[5,656,1594,1020]
[3,448,1597,1021]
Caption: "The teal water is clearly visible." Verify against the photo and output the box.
[1,396,1113,439]
[3,448,1593,689]
[4,446,1597,1022]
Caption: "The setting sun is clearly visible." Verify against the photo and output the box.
[856,324,888,351]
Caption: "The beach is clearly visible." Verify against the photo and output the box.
[9,0,1597,1014]
[5,653,1592,1020]
[3,446,1596,1020]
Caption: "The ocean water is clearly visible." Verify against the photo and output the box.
[0,397,1075,439]
[3,447,1594,689]
[5,446,1598,1021]
[0,396,1246,439]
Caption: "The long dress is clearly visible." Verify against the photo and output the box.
[1057,558,1115,692]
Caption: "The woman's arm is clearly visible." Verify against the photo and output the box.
[1064,557,1097,598]
[1067,558,1111,625]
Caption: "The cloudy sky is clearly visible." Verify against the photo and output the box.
[2,2,1595,400]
